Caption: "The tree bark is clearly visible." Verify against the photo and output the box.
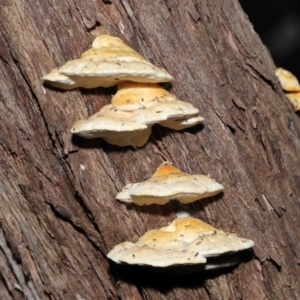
[1,0,300,299]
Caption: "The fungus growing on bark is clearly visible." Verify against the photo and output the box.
[116,163,224,205]
[276,67,300,92]
[70,104,154,147]
[111,81,204,128]
[286,92,300,111]
[71,86,203,146]
[275,68,300,111]
[107,217,254,270]
[111,81,170,111]
[43,35,173,89]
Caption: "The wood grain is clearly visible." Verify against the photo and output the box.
[1,0,300,299]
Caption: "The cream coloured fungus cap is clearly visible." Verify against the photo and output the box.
[70,104,153,147]
[116,163,224,205]
[107,217,254,269]
[43,35,173,89]
[71,85,203,146]
[111,81,204,129]
[275,67,300,92]
[286,92,300,111]
[275,68,300,111]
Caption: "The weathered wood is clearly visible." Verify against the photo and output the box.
[1,0,300,299]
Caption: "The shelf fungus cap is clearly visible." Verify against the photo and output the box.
[43,35,173,89]
[70,104,155,147]
[71,101,188,146]
[112,81,200,111]
[71,87,203,146]
[112,82,186,111]
[275,67,300,92]
[107,217,254,269]
[111,81,204,128]
[42,67,78,89]
[286,92,300,111]
[116,163,224,205]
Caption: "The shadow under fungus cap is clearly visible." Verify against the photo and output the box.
[107,217,254,269]
[116,163,224,205]
[43,35,173,89]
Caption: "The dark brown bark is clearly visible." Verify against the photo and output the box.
[1,0,300,299]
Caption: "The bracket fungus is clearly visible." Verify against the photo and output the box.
[116,163,224,205]
[276,67,300,111]
[111,81,171,111]
[286,92,300,111]
[107,217,254,271]
[111,81,204,128]
[43,35,173,89]
[71,83,203,147]
[70,104,153,147]
[275,67,300,92]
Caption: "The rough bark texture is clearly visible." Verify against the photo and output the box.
[1,0,300,299]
